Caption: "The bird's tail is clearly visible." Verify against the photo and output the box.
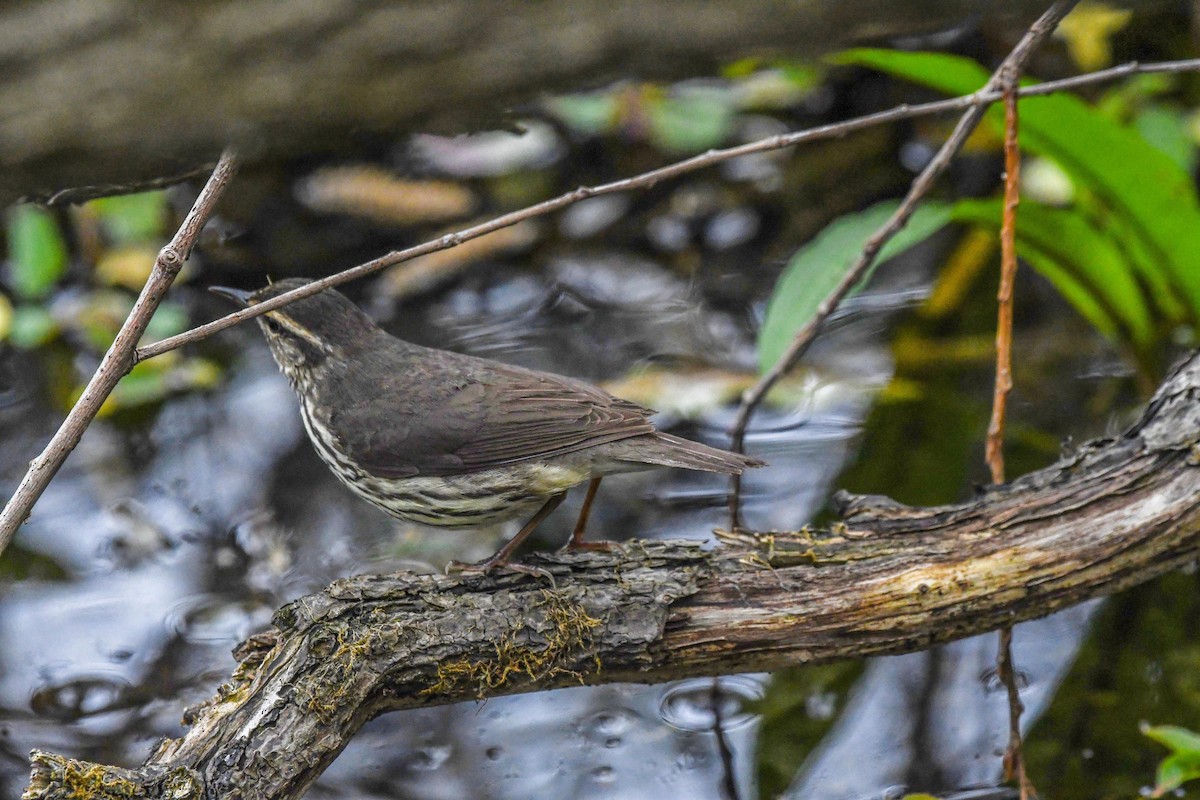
[610,432,765,475]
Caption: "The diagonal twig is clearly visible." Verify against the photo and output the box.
[0,149,239,556]
[725,0,1081,529]
[130,53,1200,365]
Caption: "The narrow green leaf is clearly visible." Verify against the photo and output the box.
[952,198,1155,347]
[1007,247,1119,339]
[6,205,68,300]
[837,48,1200,318]
[758,201,950,372]
[832,48,989,96]
[1144,724,1200,755]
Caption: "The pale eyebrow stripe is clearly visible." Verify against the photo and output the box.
[264,310,327,350]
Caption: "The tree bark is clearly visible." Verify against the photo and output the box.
[0,0,1058,206]
[21,351,1200,800]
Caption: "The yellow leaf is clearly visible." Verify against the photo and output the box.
[0,294,12,341]
[95,246,158,290]
[1055,1,1133,71]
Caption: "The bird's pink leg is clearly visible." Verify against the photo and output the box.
[564,476,618,552]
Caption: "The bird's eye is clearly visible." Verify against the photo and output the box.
[263,317,284,335]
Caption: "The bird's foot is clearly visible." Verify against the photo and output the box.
[446,557,556,585]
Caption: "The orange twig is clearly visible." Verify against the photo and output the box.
[726,0,1080,529]
[991,85,1036,800]
[987,89,1020,485]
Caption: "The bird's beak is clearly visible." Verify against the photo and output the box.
[208,286,255,307]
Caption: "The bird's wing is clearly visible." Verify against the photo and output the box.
[329,351,656,478]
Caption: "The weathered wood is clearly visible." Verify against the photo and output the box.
[0,0,1059,206]
[22,352,1200,800]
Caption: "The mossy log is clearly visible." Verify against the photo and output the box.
[23,352,1200,800]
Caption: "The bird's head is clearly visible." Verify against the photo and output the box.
[210,278,378,385]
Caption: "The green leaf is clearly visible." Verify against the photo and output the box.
[1145,725,1200,795]
[1144,724,1200,754]
[1009,247,1118,339]
[144,301,189,343]
[9,305,59,349]
[88,191,168,244]
[758,201,951,372]
[100,357,222,415]
[952,198,1155,347]
[837,48,1200,319]
[647,89,735,154]
[831,49,992,99]
[1135,105,1196,173]
[543,93,619,136]
[1156,755,1197,795]
[6,205,68,300]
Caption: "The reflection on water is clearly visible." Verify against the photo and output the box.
[0,237,1162,800]
[0,43,1189,799]
[0,245,895,799]
[787,603,1102,799]
[315,680,767,800]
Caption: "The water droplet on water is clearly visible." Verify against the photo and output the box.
[659,677,763,732]
[590,765,616,783]
[676,748,710,770]
[805,689,837,720]
[979,667,1030,692]
[584,708,634,737]
[405,745,451,772]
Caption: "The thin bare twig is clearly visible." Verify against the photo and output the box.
[992,84,1037,800]
[999,626,1033,796]
[0,150,239,556]
[988,85,1020,487]
[132,53,1200,365]
[725,0,1080,529]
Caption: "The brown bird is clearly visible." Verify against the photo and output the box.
[213,279,764,576]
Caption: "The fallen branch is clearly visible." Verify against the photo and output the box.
[24,350,1200,800]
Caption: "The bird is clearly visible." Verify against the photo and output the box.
[211,278,764,576]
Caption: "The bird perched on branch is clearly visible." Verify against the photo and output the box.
[212,279,764,576]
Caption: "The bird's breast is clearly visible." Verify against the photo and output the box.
[294,391,592,528]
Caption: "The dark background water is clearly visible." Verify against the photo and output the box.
[3,5,1200,799]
